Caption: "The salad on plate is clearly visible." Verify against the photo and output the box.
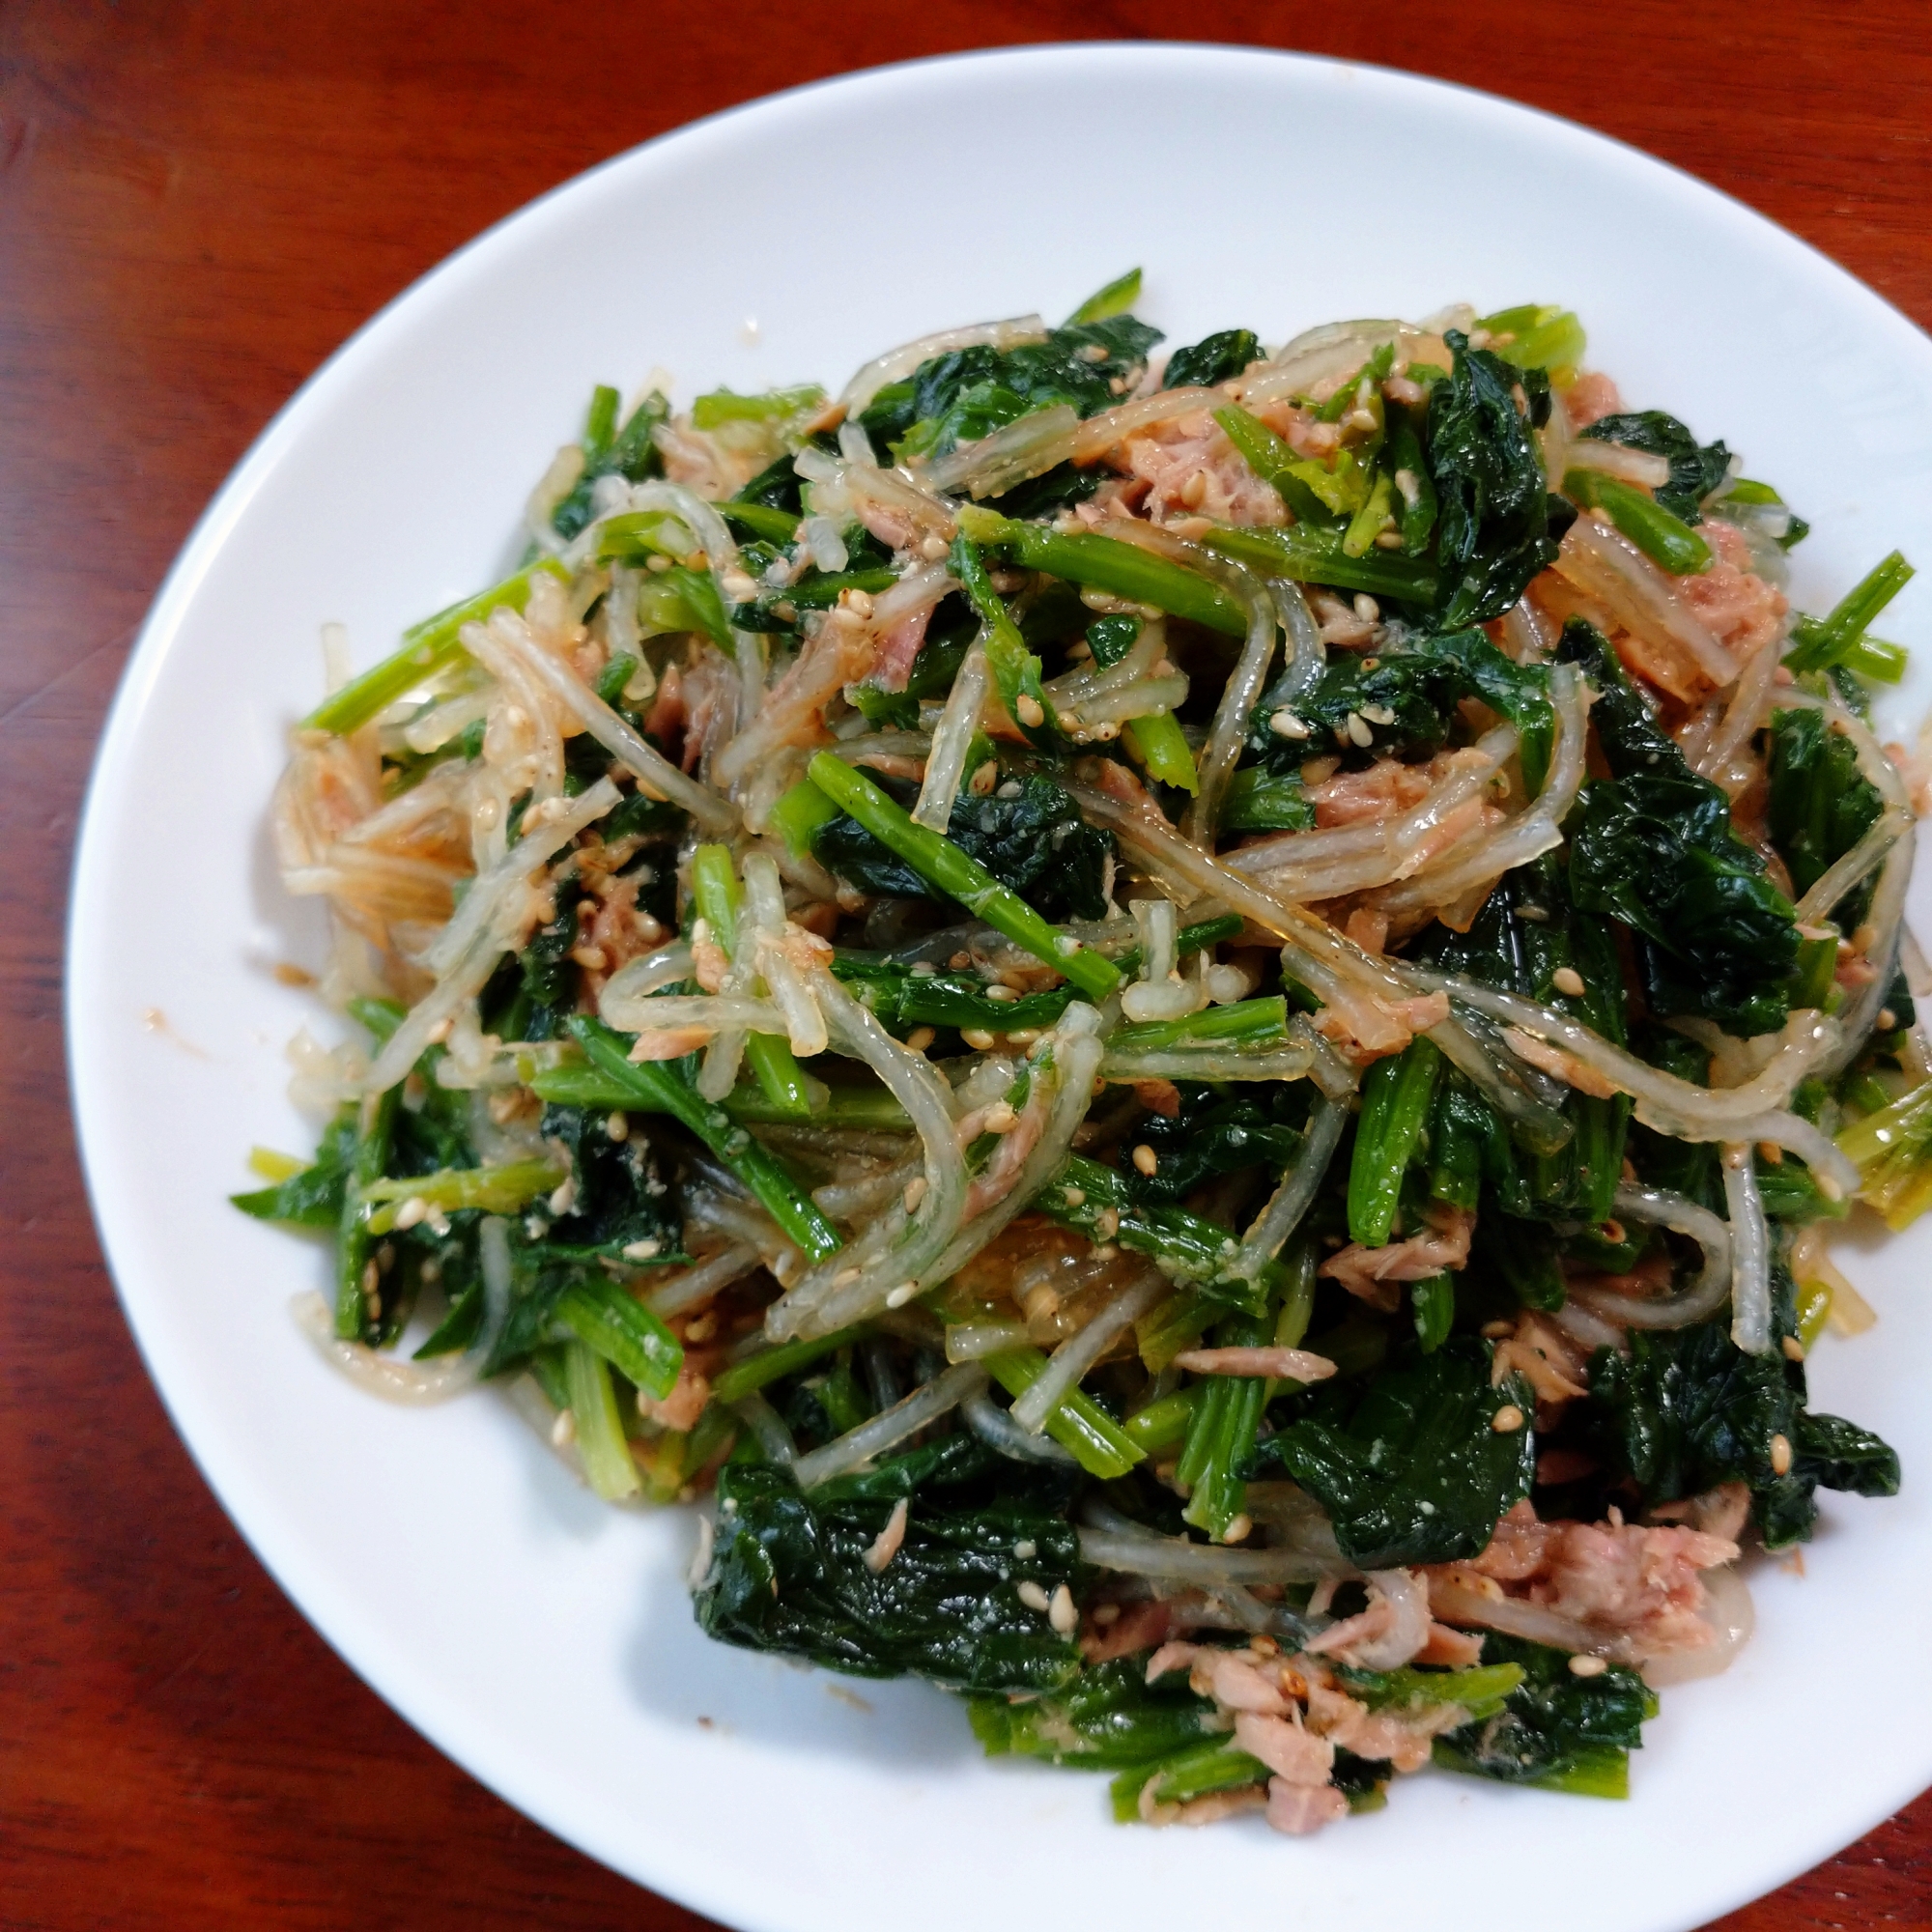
[239,273,1921,1835]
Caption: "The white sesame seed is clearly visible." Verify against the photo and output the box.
[1269,708,1311,739]
[1878,1008,1898,1032]
[1220,1514,1253,1545]
[1492,1405,1526,1434]
[1015,694,1045,728]
[920,534,950,560]
[983,982,1020,1002]
[1359,702,1396,726]
[606,1110,630,1141]
[906,1026,936,1053]
[1132,1143,1159,1177]
[1551,966,1586,998]
[902,1176,928,1213]
[1352,593,1380,624]
[622,1237,661,1261]
[1062,1186,1086,1208]
[1567,1653,1609,1678]
[983,1101,1018,1134]
[832,1267,861,1288]
[1048,1583,1078,1634]
[885,1281,922,1308]
[1346,712,1375,748]
[961,1027,997,1050]
[392,1196,430,1232]
[1771,1432,1793,1476]
[1016,1580,1052,1613]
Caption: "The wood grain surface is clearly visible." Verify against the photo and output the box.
[4,3,1929,1925]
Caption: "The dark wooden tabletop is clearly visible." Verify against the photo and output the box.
[5,3,1930,1925]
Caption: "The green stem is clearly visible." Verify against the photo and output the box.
[1106,996,1286,1055]
[1564,469,1711,576]
[564,1340,642,1501]
[566,1017,841,1260]
[710,1324,868,1405]
[691,843,812,1118]
[1123,710,1200,792]
[955,506,1245,637]
[1784,551,1916,673]
[1347,1037,1442,1247]
[335,1088,399,1339]
[1204,523,1437,604]
[302,559,570,735]
[557,1280,684,1400]
[984,1347,1143,1477]
[806,753,1120,998]
[1122,1384,1200,1453]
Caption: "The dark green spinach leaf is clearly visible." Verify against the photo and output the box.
[1164,328,1262,390]
[812,772,1114,921]
[695,1436,1085,1692]
[1559,621,1798,1037]
[1431,1634,1655,1795]
[1254,1342,1536,1567]
[1583,1313,1898,1548]
[1427,331,1565,627]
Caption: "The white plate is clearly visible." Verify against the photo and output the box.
[70,43,1932,1932]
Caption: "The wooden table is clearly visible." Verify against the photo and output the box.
[4,3,1929,1923]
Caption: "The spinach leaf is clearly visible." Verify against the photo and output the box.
[859,316,1163,462]
[1794,1409,1903,1498]
[509,876,585,1042]
[526,1102,681,1264]
[1766,704,1885,921]
[1582,1313,1898,1548]
[1427,331,1566,627]
[1421,854,1630,1222]
[232,1112,356,1227]
[1431,1634,1655,1796]
[1119,1083,1306,1206]
[1253,1342,1536,1567]
[1164,328,1262,390]
[811,772,1114,922]
[732,452,808,516]
[987,462,1103,522]
[1559,621,1798,1037]
[1246,627,1551,775]
[1578,411,1729,525]
[967,1656,1225,1769]
[694,1436,1085,1692]
[1222,765,1316,833]
[553,386,668,540]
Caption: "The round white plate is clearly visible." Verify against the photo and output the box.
[70,42,1932,1932]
